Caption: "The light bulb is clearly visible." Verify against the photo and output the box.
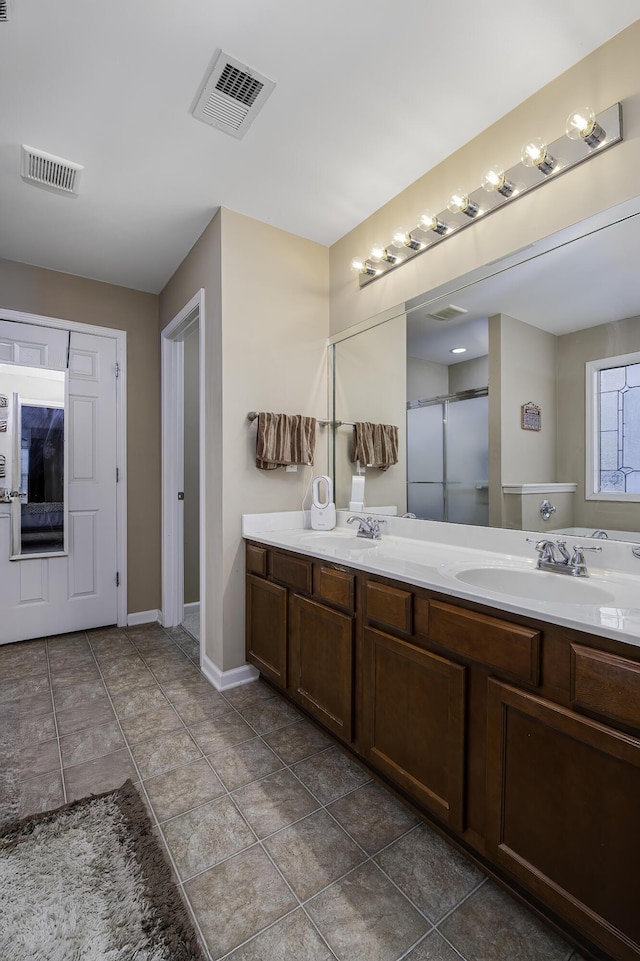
[450,347,467,354]
[419,210,448,234]
[392,228,409,247]
[369,243,397,265]
[565,106,605,147]
[447,189,479,218]
[520,138,556,175]
[481,165,514,197]
[392,228,422,251]
[350,256,376,276]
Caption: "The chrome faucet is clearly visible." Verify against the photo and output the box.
[347,515,385,539]
[590,529,609,539]
[526,537,601,576]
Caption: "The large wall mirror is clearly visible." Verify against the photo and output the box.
[331,197,640,543]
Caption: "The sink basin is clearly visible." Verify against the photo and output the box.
[453,566,615,605]
[295,532,380,552]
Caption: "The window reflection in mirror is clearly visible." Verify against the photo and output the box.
[0,363,67,558]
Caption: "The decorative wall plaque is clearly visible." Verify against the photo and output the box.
[521,401,541,431]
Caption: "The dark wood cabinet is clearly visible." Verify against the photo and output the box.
[245,573,287,686]
[486,679,640,961]
[245,539,640,961]
[363,625,466,831]
[290,594,354,741]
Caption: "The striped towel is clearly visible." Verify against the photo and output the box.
[256,412,317,470]
[352,422,399,471]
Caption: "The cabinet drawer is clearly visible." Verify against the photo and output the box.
[429,601,540,685]
[316,566,355,613]
[571,644,640,730]
[365,581,413,635]
[246,543,268,577]
[271,551,313,593]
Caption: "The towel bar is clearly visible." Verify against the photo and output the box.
[247,411,330,428]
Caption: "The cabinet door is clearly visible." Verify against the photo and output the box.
[486,679,640,961]
[364,626,466,831]
[245,573,287,687]
[290,595,354,741]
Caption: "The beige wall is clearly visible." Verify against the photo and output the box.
[557,315,640,533]
[329,21,640,336]
[220,210,329,670]
[449,355,488,394]
[496,314,558,487]
[160,209,329,673]
[406,356,447,402]
[334,314,407,513]
[183,326,200,605]
[0,258,160,614]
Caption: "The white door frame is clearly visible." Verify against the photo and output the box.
[0,307,127,627]
[161,290,205,656]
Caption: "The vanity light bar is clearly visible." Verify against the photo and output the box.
[353,102,623,288]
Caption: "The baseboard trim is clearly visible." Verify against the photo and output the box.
[127,609,161,626]
[201,652,259,692]
[183,601,200,616]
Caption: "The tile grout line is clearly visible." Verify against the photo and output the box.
[45,634,70,806]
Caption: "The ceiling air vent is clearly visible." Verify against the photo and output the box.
[21,145,83,196]
[0,1,10,22]
[192,50,275,139]
[428,304,469,322]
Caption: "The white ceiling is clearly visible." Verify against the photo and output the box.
[1,1,639,294]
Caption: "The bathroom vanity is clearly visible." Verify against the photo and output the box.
[244,514,640,961]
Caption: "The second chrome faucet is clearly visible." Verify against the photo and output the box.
[527,537,601,577]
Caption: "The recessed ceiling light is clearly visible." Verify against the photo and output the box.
[450,347,467,354]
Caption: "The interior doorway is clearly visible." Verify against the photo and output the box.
[161,290,205,660]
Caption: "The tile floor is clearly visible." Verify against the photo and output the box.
[0,623,590,961]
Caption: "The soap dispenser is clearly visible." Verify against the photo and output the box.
[310,475,336,531]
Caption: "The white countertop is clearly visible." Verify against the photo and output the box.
[242,511,640,649]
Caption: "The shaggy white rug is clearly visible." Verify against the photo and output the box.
[0,780,207,961]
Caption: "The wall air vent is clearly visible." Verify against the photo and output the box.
[21,145,83,196]
[191,50,275,139]
[428,304,469,322]
[0,1,10,22]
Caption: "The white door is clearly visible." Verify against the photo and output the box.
[0,323,119,644]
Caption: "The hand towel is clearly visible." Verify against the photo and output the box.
[352,422,399,471]
[256,412,317,470]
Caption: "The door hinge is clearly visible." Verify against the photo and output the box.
[116,467,119,482]
[114,361,120,378]
[116,572,120,587]
[178,491,185,500]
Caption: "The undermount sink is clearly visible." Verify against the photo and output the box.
[452,565,615,605]
[295,532,380,551]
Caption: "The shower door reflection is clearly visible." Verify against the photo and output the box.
[407,390,488,525]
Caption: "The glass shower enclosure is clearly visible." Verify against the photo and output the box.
[407,389,489,525]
